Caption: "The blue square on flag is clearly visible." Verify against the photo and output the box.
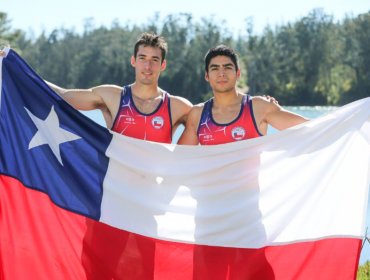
[0,49,112,219]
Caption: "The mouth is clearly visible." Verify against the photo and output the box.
[142,72,153,77]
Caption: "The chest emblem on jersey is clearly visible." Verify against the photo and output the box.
[151,116,165,129]
[231,126,246,141]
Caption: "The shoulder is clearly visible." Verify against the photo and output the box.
[250,95,275,104]
[164,92,193,124]
[168,94,193,107]
[192,102,206,110]
[188,102,205,120]
[167,93,193,120]
[92,84,123,95]
[251,95,281,113]
[92,85,123,113]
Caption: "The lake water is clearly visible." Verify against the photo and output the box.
[82,106,370,264]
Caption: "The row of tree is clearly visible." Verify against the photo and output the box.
[1,9,369,105]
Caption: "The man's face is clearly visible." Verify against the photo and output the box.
[131,45,166,85]
[205,55,240,94]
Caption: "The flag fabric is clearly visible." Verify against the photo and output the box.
[1,48,370,280]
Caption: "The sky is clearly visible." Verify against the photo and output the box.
[2,0,369,38]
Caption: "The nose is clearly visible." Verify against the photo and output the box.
[218,68,226,77]
[144,60,151,69]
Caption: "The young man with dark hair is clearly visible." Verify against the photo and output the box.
[31,32,192,278]
[178,45,308,278]
[178,44,308,145]
[46,32,192,143]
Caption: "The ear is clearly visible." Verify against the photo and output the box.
[204,72,209,82]
[236,69,241,79]
[130,55,136,67]
[161,59,167,71]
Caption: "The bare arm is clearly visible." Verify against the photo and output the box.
[46,81,123,128]
[1,46,117,112]
[266,106,309,130]
[252,96,309,134]
[46,81,120,110]
[177,105,203,145]
[1,49,123,128]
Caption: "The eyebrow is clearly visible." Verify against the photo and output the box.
[209,63,235,69]
[137,54,161,60]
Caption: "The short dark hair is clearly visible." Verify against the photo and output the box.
[204,45,239,72]
[134,32,168,62]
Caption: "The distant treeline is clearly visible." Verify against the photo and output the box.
[1,9,369,105]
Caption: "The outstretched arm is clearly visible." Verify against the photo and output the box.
[252,96,309,134]
[46,81,123,128]
[0,49,122,128]
[45,81,120,110]
[265,106,309,130]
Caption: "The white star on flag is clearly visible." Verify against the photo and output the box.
[26,106,81,165]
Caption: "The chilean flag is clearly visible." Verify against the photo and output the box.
[1,48,370,280]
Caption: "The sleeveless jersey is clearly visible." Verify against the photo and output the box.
[197,95,262,145]
[111,86,172,143]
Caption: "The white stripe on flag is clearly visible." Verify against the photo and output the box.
[100,97,370,249]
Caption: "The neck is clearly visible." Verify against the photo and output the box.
[131,82,161,99]
[213,89,242,107]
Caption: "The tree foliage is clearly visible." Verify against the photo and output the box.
[0,12,29,53]
[1,10,369,105]
[357,261,370,279]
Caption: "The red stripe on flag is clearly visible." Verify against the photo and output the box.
[0,175,361,280]
[0,175,87,279]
